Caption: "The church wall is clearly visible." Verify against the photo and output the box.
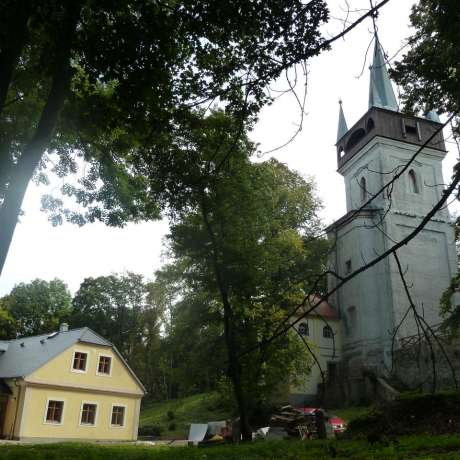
[328,212,393,373]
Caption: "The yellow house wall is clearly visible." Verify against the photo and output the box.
[17,342,144,440]
[27,343,143,396]
[19,385,140,441]
[291,316,342,397]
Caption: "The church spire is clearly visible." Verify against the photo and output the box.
[337,100,348,143]
[368,35,398,111]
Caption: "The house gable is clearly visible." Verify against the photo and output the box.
[27,341,144,396]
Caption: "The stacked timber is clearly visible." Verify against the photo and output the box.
[269,405,317,439]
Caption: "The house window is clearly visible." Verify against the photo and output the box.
[80,403,97,425]
[98,355,112,375]
[298,322,309,337]
[360,177,367,202]
[45,400,64,424]
[111,406,126,427]
[73,351,88,372]
[323,325,333,339]
[408,169,420,194]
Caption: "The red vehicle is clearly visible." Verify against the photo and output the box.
[296,407,347,434]
[328,415,347,434]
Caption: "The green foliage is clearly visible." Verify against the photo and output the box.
[392,0,460,118]
[2,437,460,459]
[0,278,71,336]
[346,391,460,439]
[137,424,163,437]
[168,422,177,431]
[70,272,165,397]
[140,393,230,439]
[1,0,329,225]
[154,110,328,422]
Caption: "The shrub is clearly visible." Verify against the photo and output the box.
[168,422,177,431]
[167,410,175,420]
[138,424,163,437]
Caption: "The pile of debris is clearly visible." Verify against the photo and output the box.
[268,405,319,440]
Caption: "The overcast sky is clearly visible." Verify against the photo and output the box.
[1,0,457,296]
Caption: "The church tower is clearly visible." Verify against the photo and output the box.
[326,37,457,397]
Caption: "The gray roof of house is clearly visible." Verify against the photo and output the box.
[0,327,145,393]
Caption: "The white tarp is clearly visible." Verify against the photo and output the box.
[188,423,208,444]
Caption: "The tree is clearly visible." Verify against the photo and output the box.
[391,0,460,119]
[0,0,330,275]
[153,110,327,439]
[71,273,146,358]
[1,278,71,336]
[70,272,166,395]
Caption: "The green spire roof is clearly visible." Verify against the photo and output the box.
[368,37,398,111]
[337,100,348,143]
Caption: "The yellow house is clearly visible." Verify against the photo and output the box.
[289,297,342,406]
[0,324,145,441]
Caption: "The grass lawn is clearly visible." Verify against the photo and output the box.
[139,393,231,439]
[1,436,460,459]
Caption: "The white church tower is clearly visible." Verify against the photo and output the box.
[326,37,457,399]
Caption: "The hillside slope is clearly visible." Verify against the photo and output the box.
[140,393,231,439]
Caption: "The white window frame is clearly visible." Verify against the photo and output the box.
[96,353,113,377]
[79,401,99,427]
[110,403,127,428]
[43,398,65,426]
[71,349,89,374]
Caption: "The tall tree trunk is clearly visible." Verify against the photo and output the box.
[0,0,32,194]
[0,0,31,113]
[0,3,79,276]
[200,204,252,442]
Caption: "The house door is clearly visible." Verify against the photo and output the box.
[0,397,8,438]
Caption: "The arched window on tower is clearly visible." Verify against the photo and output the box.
[360,177,367,202]
[408,169,419,194]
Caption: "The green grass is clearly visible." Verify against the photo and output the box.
[2,436,460,459]
[140,393,231,439]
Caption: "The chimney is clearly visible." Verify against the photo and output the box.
[59,323,69,333]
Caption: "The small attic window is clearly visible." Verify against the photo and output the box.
[72,351,88,372]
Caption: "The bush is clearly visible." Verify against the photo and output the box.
[167,410,175,420]
[168,422,177,431]
[138,424,163,437]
